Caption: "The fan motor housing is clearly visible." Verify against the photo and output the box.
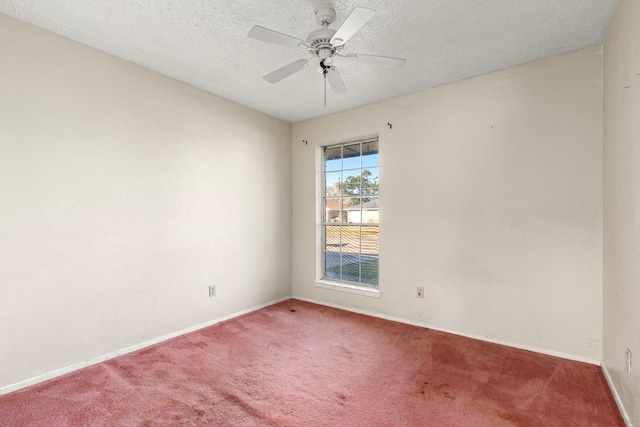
[307,27,339,58]
[307,27,336,46]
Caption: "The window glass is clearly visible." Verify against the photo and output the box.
[324,146,342,171]
[325,172,341,197]
[342,144,361,170]
[362,140,379,168]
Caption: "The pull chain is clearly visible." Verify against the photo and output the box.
[323,71,327,107]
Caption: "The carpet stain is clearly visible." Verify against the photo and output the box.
[434,383,451,391]
[140,399,208,425]
[336,344,354,360]
[442,391,456,400]
[336,392,347,406]
[170,404,206,421]
[409,379,461,404]
[216,390,274,424]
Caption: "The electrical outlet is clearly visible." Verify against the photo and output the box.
[209,285,216,297]
[417,287,424,298]
[626,348,632,375]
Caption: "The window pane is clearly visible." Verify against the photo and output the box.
[362,198,379,224]
[325,252,340,280]
[361,225,379,255]
[325,172,341,197]
[341,225,360,254]
[361,255,379,286]
[362,140,379,168]
[343,197,361,223]
[340,254,360,283]
[341,169,361,196]
[325,226,341,251]
[324,146,342,171]
[342,144,360,170]
[361,168,379,196]
[324,198,342,223]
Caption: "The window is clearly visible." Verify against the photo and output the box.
[322,139,379,288]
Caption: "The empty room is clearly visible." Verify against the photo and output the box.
[0,0,638,425]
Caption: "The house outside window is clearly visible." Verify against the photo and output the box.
[322,138,379,287]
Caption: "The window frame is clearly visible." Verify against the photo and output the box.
[315,137,381,298]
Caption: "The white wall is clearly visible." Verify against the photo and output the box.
[0,14,292,389]
[292,47,603,361]
[603,0,640,423]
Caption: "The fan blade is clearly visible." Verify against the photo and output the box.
[330,7,375,46]
[248,26,309,49]
[345,53,406,68]
[327,67,347,94]
[263,59,309,84]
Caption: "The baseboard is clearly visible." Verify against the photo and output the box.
[293,296,601,366]
[601,363,633,427]
[0,296,292,396]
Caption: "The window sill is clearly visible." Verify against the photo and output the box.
[314,280,381,298]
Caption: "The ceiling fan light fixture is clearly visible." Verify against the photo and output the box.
[318,47,332,59]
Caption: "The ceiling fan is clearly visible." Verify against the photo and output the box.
[247,7,406,104]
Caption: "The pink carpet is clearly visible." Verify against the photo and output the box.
[0,300,624,426]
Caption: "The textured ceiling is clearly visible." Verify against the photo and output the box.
[0,0,619,123]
